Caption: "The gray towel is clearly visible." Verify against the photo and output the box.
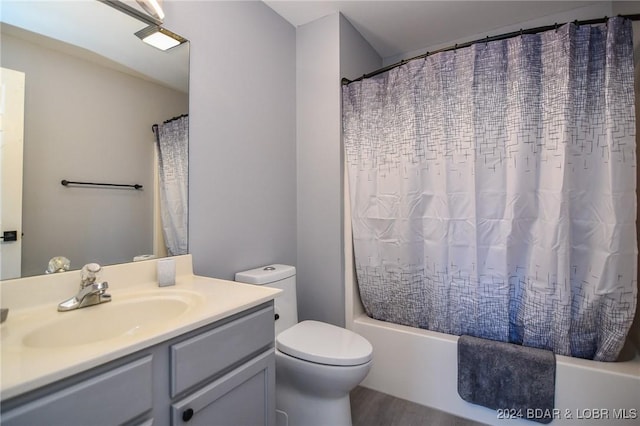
[457,335,556,424]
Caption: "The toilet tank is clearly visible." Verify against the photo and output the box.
[235,264,297,336]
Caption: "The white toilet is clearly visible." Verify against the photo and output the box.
[235,265,372,426]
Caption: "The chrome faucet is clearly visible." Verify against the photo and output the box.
[58,263,111,312]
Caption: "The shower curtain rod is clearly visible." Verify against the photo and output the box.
[151,113,188,133]
[151,113,189,142]
[162,113,188,124]
[342,14,640,85]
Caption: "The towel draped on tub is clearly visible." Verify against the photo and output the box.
[457,335,556,424]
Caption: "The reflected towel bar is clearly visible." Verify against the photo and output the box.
[61,179,143,190]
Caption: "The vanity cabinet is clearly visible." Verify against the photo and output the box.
[1,302,276,426]
[171,350,274,426]
[0,356,153,426]
[170,305,275,425]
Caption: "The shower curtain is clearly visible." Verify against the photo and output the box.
[343,17,637,361]
[156,115,188,256]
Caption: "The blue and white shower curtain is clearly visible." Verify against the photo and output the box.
[157,115,189,256]
[343,17,637,361]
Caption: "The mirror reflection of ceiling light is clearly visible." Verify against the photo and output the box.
[100,1,187,51]
[135,0,164,20]
[135,25,186,51]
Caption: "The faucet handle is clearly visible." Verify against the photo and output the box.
[81,263,102,287]
[45,256,71,274]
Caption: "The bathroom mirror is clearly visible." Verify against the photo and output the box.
[0,0,189,279]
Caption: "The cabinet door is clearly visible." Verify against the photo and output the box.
[171,305,274,397]
[171,350,275,426]
[2,356,153,426]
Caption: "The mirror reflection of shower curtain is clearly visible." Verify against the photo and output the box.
[156,115,188,256]
[343,18,637,361]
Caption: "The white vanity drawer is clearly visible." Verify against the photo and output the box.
[2,356,153,426]
[170,305,274,397]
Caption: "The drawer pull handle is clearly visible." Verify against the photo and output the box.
[182,408,194,422]
[274,313,280,321]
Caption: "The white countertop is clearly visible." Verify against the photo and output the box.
[0,255,280,400]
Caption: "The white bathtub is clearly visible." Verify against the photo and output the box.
[344,257,640,426]
[348,310,640,425]
[343,178,640,425]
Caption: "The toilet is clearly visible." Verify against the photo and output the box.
[235,265,372,426]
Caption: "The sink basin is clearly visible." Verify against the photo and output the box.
[23,290,203,348]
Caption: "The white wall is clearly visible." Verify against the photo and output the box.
[164,1,297,280]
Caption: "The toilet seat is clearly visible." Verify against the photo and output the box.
[276,320,373,366]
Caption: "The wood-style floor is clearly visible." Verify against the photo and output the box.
[350,386,488,426]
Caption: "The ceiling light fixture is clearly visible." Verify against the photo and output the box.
[100,0,162,26]
[135,25,186,51]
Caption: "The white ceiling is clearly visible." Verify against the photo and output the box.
[264,1,609,61]
[3,1,630,91]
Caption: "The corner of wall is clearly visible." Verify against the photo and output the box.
[296,12,343,326]
[338,14,382,329]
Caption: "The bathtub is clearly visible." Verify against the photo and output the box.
[343,180,640,425]
[345,266,640,425]
[348,312,639,425]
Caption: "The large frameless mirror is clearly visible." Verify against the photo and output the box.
[0,0,189,279]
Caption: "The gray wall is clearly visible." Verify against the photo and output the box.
[296,14,381,326]
[2,30,187,277]
[164,1,297,280]
[340,15,383,83]
[296,14,343,325]
[166,1,637,339]
[165,2,379,326]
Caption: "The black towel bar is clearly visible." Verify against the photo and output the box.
[61,179,143,190]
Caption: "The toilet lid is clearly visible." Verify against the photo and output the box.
[276,320,373,366]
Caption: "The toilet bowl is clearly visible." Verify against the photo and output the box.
[235,265,373,426]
